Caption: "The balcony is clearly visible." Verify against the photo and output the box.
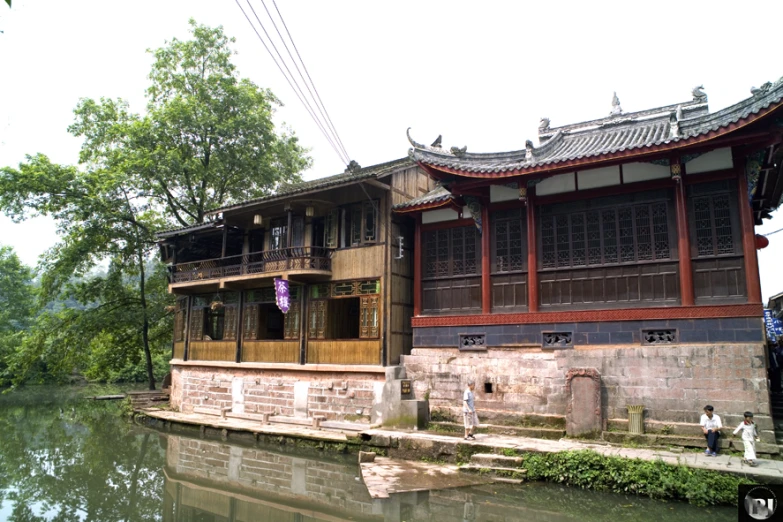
[169,247,334,288]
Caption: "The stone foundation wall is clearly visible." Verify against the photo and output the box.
[402,343,772,427]
[170,365,384,422]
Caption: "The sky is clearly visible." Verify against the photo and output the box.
[1,0,783,300]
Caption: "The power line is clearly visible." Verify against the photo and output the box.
[244,0,346,164]
[269,0,351,162]
[234,0,349,164]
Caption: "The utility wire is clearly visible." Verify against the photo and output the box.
[762,227,783,237]
[269,0,351,162]
[245,0,346,164]
[235,0,348,164]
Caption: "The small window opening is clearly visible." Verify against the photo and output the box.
[484,382,493,394]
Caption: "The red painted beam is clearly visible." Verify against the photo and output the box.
[527,189,539,313]
[737,167,763,304]
[673,167,695,306]
[412,303,763,327]
[481,204,491,315]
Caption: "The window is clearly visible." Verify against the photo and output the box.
[174,298,187,342]
[692,194,737,257]
[270,218,287,250]
[423,226,481,278]
[339,201,379,247]
[324,209,338,248]
[308,280,380,339]
[189,293,239,341]
[491,209,526,273]
[539,201,671,269]
[243,286,302,340]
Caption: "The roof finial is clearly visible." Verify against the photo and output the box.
[431,135,442,148]
[525,139,535,160]
[539,117,550,133]
[345,160,361,174]
[692,85,707,103]
[751,82,773,97]
[610,92,623,116]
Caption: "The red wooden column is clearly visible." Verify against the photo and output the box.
[526,188,539,312]
[481,204,491,314]
[737,168,763,303]
[413,214,422,316]
[673,166,695,306]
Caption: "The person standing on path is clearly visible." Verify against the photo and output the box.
[700,405,722,456]
[463,380,478,440]
[733,411,760,466]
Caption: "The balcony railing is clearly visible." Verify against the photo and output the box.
[170,247,334,284]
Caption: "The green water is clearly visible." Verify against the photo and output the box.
[0,386,736,521]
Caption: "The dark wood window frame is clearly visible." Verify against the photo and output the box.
[421,225,482,314]
[338,200,379,248]
[189,292,239,341]
[242,287,302,340]
[307,280,380,339]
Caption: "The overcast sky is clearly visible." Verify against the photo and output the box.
[2,0,783,300]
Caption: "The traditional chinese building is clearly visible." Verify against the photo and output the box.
[157,158,432,422]
[396,80,783,436]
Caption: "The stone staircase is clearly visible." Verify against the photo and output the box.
[459,453,528,484]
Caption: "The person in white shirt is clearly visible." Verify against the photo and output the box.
[699,405,722,456]
[463,380,478,440]
[733,411,760,466]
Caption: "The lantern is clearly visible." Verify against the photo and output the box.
[756,234,769,250]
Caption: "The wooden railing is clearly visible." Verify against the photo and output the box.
[170,247,334,284]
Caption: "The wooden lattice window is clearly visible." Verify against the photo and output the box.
[174,298,187,342]
[324,209,338,248]
[363,201,378,242]
[189,308,204,341]
[223,306,238,341]
[360,296,379,338]
[284,302,301,339]
[492,209,526,273]
[540,201,671,269]
[693,194,736,257]
[423,226,481,278]
[309,300,326,339]
[243,304,259,340]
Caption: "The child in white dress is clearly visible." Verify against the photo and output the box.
[733,411,760,466]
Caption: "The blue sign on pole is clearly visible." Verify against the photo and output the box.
[764,309,783,340]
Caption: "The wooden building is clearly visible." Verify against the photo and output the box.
[157,158,432,420]
[396,81,783,435]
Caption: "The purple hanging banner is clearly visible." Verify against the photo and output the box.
[274,278,290,314]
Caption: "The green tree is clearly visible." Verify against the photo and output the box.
[0,245,34,385]
[0,20,311,389]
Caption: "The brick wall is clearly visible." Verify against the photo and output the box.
[170,365,384,421]
[403,342,771,426]
[167,436,376,516]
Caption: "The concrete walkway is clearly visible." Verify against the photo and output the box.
[138,408,783,484]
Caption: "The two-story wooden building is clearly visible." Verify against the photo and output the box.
[157,158,432,421]
[396,80,783,436]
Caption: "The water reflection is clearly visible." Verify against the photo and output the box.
[0,387,737,522]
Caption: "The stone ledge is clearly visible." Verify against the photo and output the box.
[602,431,780,455]
[171,360,386,373]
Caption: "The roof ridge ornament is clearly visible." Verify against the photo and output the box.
[450,145,467,157]
[406,127,427,149]
[539,117,550,133]
[345,160,361,174]
[610,92,623,116]
[751,81,773,97]
[669,105,684,139]
[525,139,535,160]
[692,85,707,103]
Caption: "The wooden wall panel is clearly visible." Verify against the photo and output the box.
[422,276,482,314]
[539,262,680,308]
[241,340,299,363]
[330,245,384,280]
[173,342,185,360]
[491,273,528,311]
[306,340,380,365]
[693,256,747,302]
[188,341,235,361]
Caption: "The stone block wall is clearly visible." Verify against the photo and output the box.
[403,342,772,427]
[170,365,384,421]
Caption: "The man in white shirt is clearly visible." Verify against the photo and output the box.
[699,404,722,456]
[463,380,477,440]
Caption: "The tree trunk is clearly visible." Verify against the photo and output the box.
[138,252,156,391]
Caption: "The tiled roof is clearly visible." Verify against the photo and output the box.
[393,185,453,212]
[208,157,413,214]
[156,157,413,238]
[409,78,783,177]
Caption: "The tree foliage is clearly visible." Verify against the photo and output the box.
[0,20,310,388]
[0,245,34,384]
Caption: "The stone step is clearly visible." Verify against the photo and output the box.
[603,431,780,455]
[427,421,565,440]
[469,453,524,468]
[459,464,528,480]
